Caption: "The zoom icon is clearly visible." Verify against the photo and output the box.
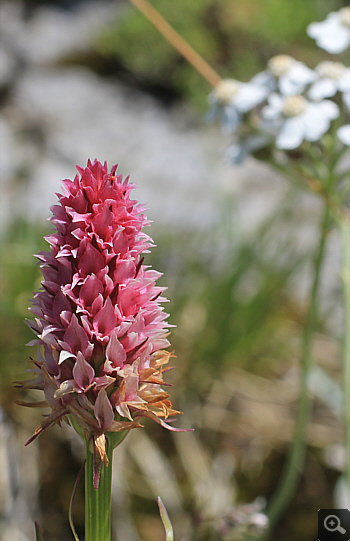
[318,509,350,540]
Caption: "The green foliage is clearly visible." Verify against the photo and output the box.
[158,497,174,541]
[0,220,48,401]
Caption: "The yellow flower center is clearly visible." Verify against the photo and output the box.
[317,61,345,80]
[268,55,295,77]
[214,79,239,104]
[282,95,307,117]
[340,7,350,28]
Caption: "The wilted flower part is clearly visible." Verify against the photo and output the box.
[337,124,350,146]
[18,159,182,477]
[252,55,316,96]
[261,93,339,149]
[308,61,350,109]
[307,8,350,53]
[207,78,267,133]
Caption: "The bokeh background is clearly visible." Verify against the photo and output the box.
[0,0,347,540]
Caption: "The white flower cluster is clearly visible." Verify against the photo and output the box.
[307,7,350,54]
[208,7,350,162]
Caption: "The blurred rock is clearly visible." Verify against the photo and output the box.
[0,0,118,65]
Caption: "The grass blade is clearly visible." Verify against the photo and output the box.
[158,497,174,541]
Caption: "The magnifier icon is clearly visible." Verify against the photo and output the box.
[324,515,346,534]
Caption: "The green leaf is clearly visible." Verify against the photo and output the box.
[107,430,128,450]
[158,497,174,541]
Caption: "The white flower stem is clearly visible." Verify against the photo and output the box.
[267,203,331,528]
[338,213,350,495]
[266,140,348,527]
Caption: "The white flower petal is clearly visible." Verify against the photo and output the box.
[307,21,318,38]
[261,93,283,121]
[276,117,304,149]
[234,83,268,113]
[267,92,284,110]
[251,71,271,85]
[250,71,276,92]
[307,14,350,53]
[278,64,315,96]
[337,125,350,146]
[302,110,330,141]
[278,77,300,96]
[300,101,338,142]
[289,63,316,84]
[317,99,340,120]
[309,78,338,100]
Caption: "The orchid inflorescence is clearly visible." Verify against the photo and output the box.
[17,159,183,486]
[207,7,350,164]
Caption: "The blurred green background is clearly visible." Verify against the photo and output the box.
[0,0,347,540]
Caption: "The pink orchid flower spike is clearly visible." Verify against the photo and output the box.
[17,159,184,485]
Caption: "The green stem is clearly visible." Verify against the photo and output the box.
[267,205,331,528]
[85,439,113,541]
[338,214,350,494]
